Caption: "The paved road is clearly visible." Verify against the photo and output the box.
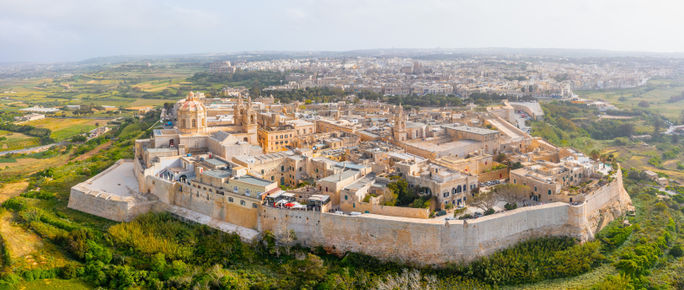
[0,141,67,156]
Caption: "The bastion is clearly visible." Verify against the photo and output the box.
[68,160,159,222]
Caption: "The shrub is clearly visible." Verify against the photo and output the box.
[59,263,80,279]
[504,203,518,210]
[670,244,683,258]
[1,198,26,211]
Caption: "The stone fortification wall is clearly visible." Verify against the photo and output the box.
[68,160,160,222]
[260,169,632,266]
[348,202,430,219]
[568,167,633,238]
[68,187,158,222]
[260,203,576,266]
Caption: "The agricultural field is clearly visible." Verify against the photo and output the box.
[577,77,684,121]
[0,65,200,115]
[24,118,101,142]
[0,130,40,151]
[0,153,72,177]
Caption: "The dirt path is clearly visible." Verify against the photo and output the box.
[0,180,29,203]
[74,141,112,161]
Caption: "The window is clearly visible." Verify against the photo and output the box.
[240,200,245,206]
[534,186,537,192]
[233,186,238,193]
[513,179,516,184]
[228,197,234,202]
[345,195,348,200]
[252,203,257,208]
[443,192,449,198]
[192,119,196,128]
[245,189,251,196]
[548,189,552,195]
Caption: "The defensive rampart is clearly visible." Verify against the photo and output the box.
[68,160,160,222]
[260,168,632,266]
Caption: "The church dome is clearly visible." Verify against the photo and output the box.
[177,92,207,134]
[178,92,205,113]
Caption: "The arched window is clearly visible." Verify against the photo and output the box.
[456,185,462,193]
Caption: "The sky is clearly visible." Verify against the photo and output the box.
[1,0,683,62]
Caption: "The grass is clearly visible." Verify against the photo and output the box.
[0,180,29,203]
[0,130,40,151]
[577,77,684,120]
[17,279,91,290]
[0,154,71,177]
[24,118,101,142]
[505,264,617,290]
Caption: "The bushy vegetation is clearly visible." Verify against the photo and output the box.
[456,237,604,285]
[0,121,53,144]
[384,176,432,208]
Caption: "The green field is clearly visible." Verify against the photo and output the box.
[578,77,684,121]
[25,118,101,142]
[0,130,40,151]
[18,279,91,290]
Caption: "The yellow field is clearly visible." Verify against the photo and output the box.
[0,211,69,270]
[132,79,181,92]
[0,154,71,177]
[0,180,29,203]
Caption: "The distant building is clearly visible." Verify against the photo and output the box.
[14,113,45,122]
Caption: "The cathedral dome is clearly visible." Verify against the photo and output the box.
[177,92,207,134]
[178,92,206,113]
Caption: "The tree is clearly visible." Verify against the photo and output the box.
[494,153,508,163]
[590,149,601,161]
[470,190,498,212]
[654,118,665,135]
[285,253,327,287]
[493,184,530,205]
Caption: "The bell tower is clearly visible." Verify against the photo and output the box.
[393,104,407,142]
[242,97,258,134]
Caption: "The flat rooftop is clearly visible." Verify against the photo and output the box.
[85,160,139,197]
[320,170,358,183]
[203,169,231,179]
[236,175,273,187]
[443,125,499,135]
[405,138,479,153]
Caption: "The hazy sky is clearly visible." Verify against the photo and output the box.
[1,0,683,62]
